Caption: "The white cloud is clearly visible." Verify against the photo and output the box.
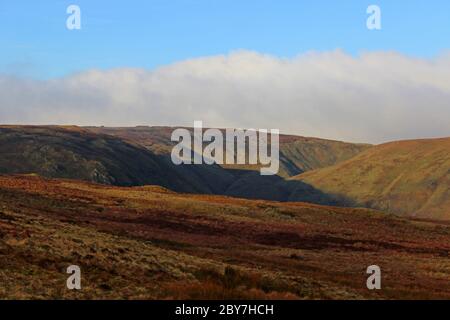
[1,50,450,143]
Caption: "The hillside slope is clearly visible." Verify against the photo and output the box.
[294,138,450,220]
[87,126,371,177]
[0,125,370,204]
[0,126,235,194]
[1,175,450,299]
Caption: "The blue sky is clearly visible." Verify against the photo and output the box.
[1,0,449,79]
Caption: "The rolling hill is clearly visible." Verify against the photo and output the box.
[86,126,371,177]
[0,125,369,204]
[3,125,447,219]
[294,138,450,220]
[0,125,237,194]
[1,174,450,299]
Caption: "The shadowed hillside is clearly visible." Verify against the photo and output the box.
[0,125,368,205]
[0,126,236,194]
[4,126,448,219]
[86,126,371,177]
[294,138,450,220]
[0,175,449,299]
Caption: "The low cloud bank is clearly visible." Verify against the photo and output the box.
[1,50,450,143]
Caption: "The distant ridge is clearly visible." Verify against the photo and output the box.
[1,125,449,218]
[86,126,371,177]
[0,125,369,206]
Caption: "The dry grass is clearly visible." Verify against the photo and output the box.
[296,137,450,219]
[0,174,449,299]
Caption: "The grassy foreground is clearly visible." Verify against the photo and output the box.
[0,175,449,299]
